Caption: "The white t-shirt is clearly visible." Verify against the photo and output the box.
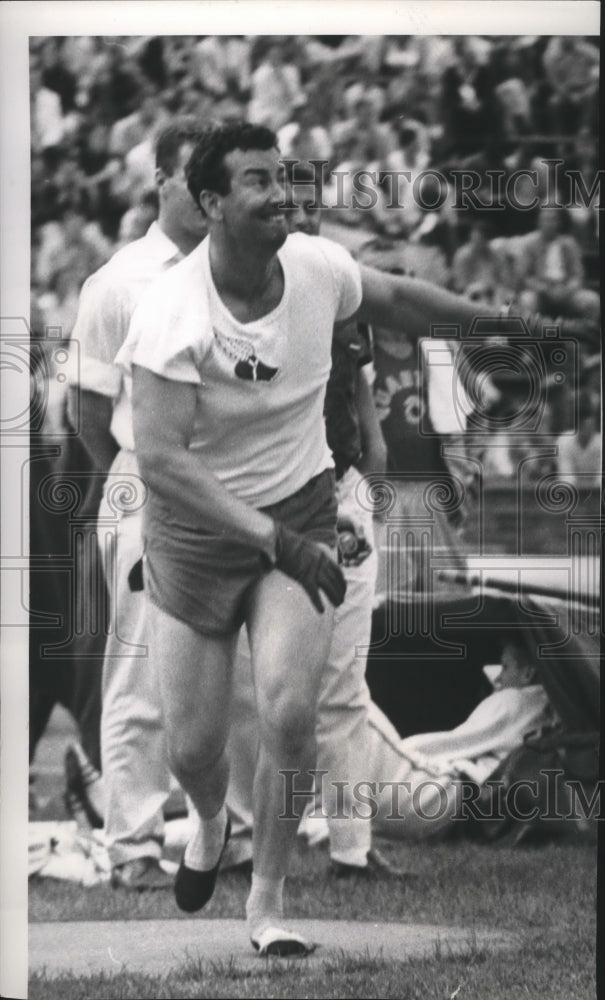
[117,232,362,507]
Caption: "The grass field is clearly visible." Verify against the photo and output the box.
[28,709,599,999]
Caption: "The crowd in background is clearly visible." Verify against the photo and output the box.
[30,34,601,494]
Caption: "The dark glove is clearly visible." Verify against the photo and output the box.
[273,522,346,613]
[128,558,144,592]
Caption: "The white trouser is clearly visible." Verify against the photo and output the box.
[365,703,459,840]
[224,465,377,868]
[99,450,172,867]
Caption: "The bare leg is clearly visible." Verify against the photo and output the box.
[148,603,237,821]
[245,565,335,947]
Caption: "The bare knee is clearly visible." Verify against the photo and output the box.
[167,730,225,781]
[260,693,316,758]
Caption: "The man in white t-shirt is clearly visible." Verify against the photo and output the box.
[117,122,574,956]
[118,125,351,956]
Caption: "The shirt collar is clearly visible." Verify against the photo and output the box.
[145,221,183,264]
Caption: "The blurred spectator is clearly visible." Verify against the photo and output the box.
[556,399,601,490]
[371,120,431,238]
[440,37,498,159]
[194,35,251,101]
[277,97,332,165]
[542,36,599,136]
[248,40,305,130]
[86,42,144,125]
[382,40,434,124]
[580,356,601,419]
[517,207,600,321]
[493,48,533,141]
[452,217,515,305]
[138,36,168,89]
[36,264,82,343]
[109,86,165,157]
[332,87,394,159]
[162,36,197,81]
[560,126,600,254]
[326,94,397,225]
[36,206,110,290]
[40,38,79,114]
[299,35,381,78]
[30,61,68,155]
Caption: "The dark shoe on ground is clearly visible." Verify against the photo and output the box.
[110,857,173,891]
[64,744,104,829]
[330,846,416,881]
[174,818,231,912]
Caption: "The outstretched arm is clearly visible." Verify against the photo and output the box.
[356,265,490,342]
[354,264,598,347]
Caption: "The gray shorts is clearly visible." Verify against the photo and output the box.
[143,468,337,637]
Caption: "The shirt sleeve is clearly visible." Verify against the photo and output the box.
[70,272,136,398]
[314,235,363,322]
[116,280,207,385]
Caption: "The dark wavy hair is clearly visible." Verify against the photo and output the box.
[186,121,278,210]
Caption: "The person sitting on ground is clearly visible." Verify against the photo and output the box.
[300,636,552,845]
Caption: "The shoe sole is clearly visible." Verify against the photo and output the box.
[252,939,314,957]
[251,930,317,958]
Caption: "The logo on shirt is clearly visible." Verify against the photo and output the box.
[213,326,280,383]
[234,356,280,382]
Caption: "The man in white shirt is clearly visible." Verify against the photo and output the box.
[69,119,207,891]
[117,121,553,955]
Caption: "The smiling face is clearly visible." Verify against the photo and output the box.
[208,146,289,251]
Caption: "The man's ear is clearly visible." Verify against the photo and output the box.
[155,167,167,189]
[521,664,537,685]
[199,189,223,222]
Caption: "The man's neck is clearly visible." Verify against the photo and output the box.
[209,231,279,300]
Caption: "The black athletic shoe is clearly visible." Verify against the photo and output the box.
[174,818,231,912]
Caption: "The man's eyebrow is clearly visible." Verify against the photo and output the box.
[243,167,271,177]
